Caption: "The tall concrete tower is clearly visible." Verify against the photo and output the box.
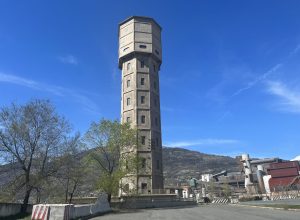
[118,16,164,194]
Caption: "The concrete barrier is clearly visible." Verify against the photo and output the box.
[72,194,111,219]
[30,194,111,220]
[31,204,72,220]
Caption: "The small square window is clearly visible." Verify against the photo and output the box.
[127,98,130,106]
[141,78,145,86]
[141,136,146,145]
[141,96,145,104]
[141,115,145,124]
[127,80,130,88]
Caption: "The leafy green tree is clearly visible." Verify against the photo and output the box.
[84,119,138,203]
[222,180,231,198]
[55,133,87,204]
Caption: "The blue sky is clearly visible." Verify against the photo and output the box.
[1,1,300,160]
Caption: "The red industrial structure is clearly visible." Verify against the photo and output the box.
[267,161,300,192]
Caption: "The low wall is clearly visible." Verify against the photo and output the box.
[0,203,32,217]
[31,194,111,220]
[112,194,197,209]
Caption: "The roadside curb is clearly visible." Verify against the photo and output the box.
[231,204,300,212]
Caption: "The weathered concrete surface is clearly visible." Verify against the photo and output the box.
[31,194,111,219]
[112,195,196,209]
[0,203,32,217]
[91,205,300,220]
[0,203,21,217]
[72,194,111,218]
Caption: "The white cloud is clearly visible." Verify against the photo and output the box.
[58,55,78,65]
[164,139,239,148]
[291,155,300,161]
[0,72,100,115]
[266,81,300,113]
[231,63,282,97]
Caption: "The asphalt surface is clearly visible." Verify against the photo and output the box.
[92,204,300,220]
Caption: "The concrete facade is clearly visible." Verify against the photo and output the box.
[118,16,164,194]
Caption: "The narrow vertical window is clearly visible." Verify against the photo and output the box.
[142,158,146,168]
[141,60,144,68]
[126,117,131,123]
[127,62,131,70]
[127,79,130,88]
[141,78,145,86]
[141,136,146,145]
[141,96,145,104]
[127,98,130,106]
[141,115,145,124]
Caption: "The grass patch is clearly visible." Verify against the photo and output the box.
[0,213,31,220]
[253,204,300,210]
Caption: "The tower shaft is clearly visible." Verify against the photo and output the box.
[118,16,163,194]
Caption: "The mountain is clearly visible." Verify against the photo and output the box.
[0,147,241,190]
[162,147,241,186]
[291,155,300,161]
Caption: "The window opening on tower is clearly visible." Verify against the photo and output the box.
[127,79,130,88]
[141,96,145,104]
[141,115,145,124]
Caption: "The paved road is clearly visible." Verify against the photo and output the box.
[92,205,300,220]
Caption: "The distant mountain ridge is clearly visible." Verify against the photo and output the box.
[0,147,241,189]
[162,147,241,185]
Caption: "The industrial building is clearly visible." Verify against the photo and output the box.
[267,161,300,192]
[240,154,300,194]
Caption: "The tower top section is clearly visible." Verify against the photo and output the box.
[118,16,162,69]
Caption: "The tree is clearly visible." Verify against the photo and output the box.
[0,100,70,212]
[222,180,231,198]
[55,133,87,204]
[84,119,138,203]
